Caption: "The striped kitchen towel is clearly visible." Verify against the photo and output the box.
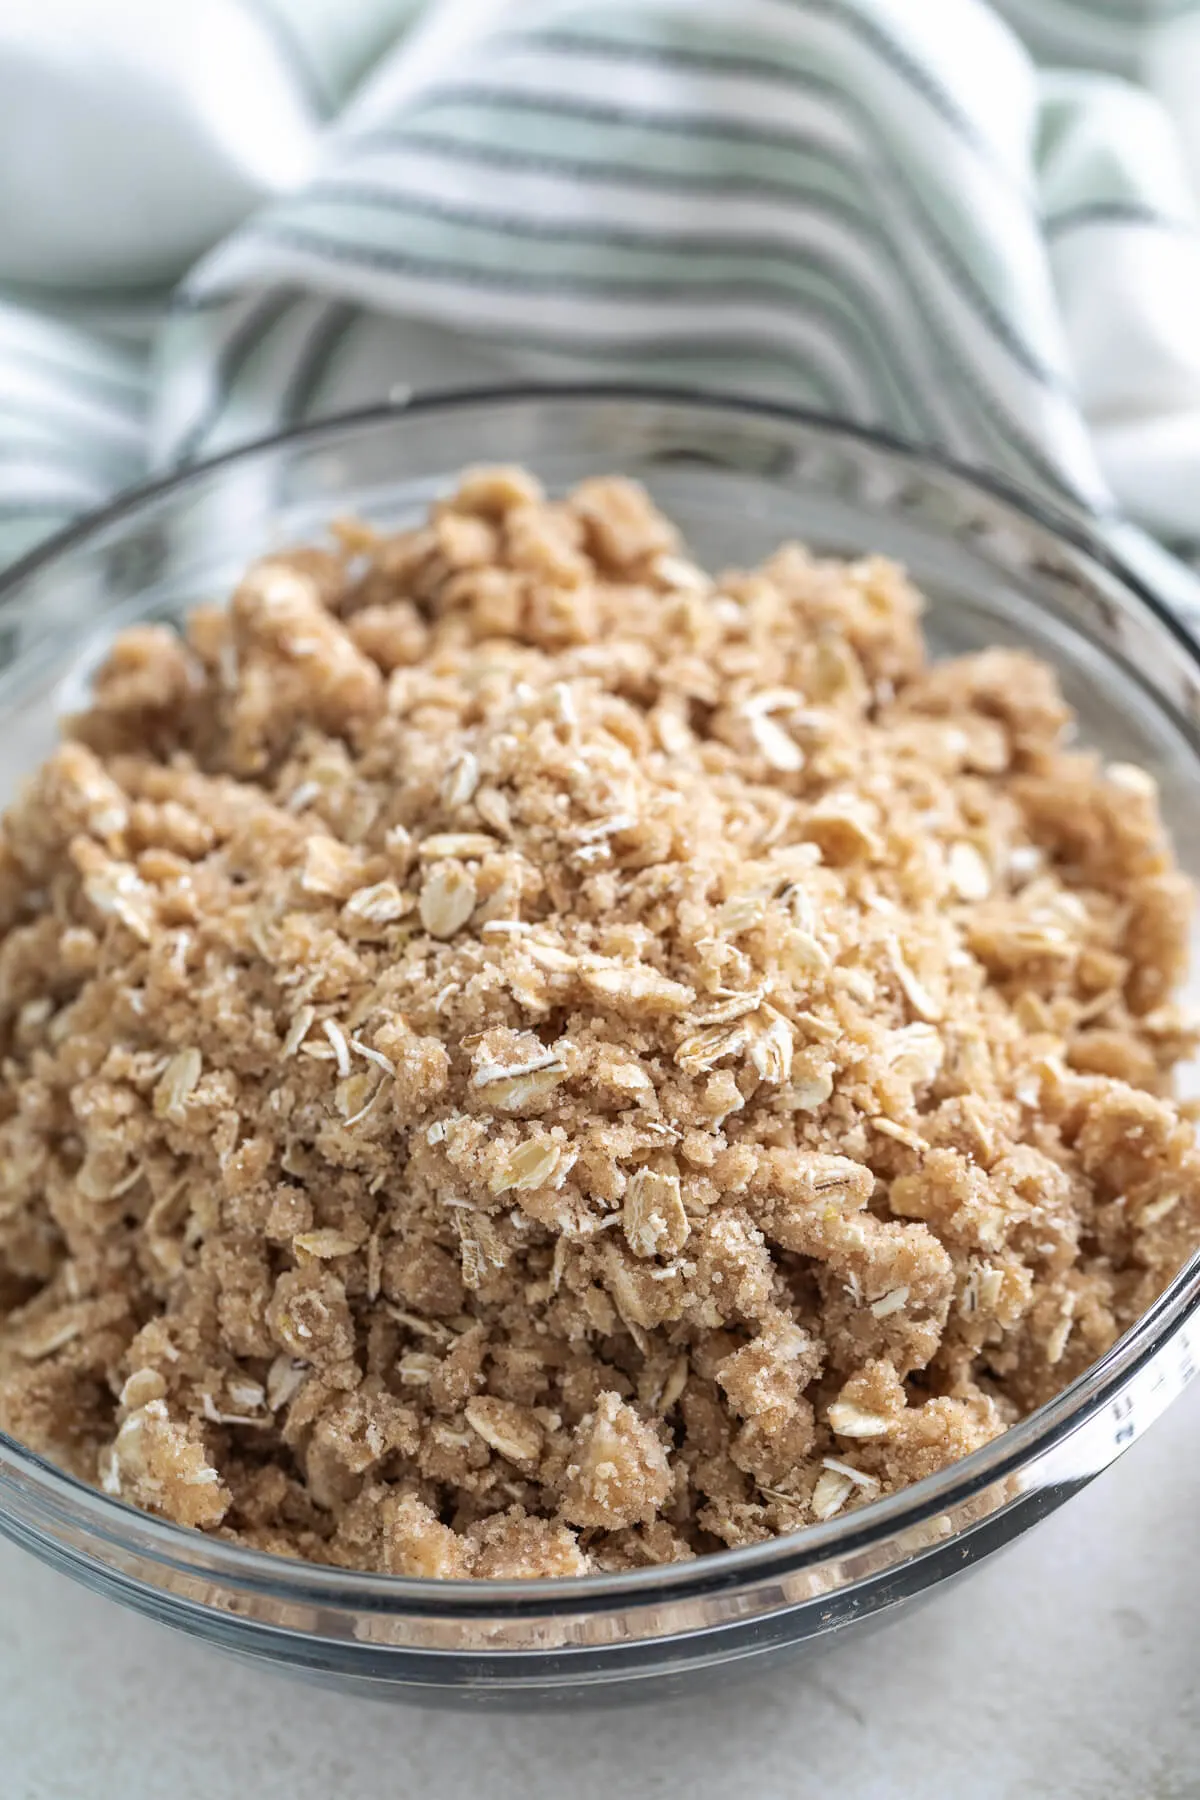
[2,0,1199,581]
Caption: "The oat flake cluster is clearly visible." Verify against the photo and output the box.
[1,466,1198,1580]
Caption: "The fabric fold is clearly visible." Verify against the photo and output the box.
[1,0,1198,580]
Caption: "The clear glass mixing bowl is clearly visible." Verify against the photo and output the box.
[0,387,1197,1706]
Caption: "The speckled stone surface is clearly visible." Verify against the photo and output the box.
[3,1380,1198,1799]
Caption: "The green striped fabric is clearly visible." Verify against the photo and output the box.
[3,0,1200,578]
[0,301,149,557]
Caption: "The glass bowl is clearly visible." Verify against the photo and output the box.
[0,386,1198,1708]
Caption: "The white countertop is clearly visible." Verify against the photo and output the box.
[4,1381,1198,1800]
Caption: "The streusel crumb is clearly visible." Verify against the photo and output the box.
[1,469,1198,1577]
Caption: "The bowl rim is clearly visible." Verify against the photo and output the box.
[1,378,1199,1617]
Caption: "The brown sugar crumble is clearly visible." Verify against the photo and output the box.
[1,465,1199,1579]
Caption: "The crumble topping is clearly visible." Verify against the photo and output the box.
[0,467,1197,1579]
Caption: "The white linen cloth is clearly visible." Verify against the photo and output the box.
[1,0,1199,594]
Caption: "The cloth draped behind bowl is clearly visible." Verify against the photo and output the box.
[1,0,1199,601]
